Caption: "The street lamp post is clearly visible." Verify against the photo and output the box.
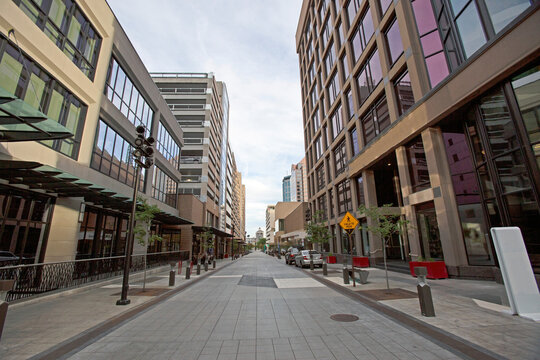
[117,125,154,306]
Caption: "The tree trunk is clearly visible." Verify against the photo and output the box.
[143,252,147,291]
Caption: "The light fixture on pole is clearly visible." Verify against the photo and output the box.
[117,125,154,306]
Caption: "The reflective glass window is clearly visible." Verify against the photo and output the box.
[351,127,360,155]
[385,18,404,65]
[152,166,178,208]
[394,70,414,116]
[485,0,531,33]
[157,122,181,170]
[406,136,431,192]
[331,105,343,139]
[334,140,348,176]
[452,1,486,58]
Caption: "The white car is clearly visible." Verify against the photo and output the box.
[295,250,323,268]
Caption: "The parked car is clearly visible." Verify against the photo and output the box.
[285,247,301,265]
[295,250,323,268]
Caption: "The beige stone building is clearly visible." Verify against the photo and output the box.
[0,0,192,263]
[297,0,539,278]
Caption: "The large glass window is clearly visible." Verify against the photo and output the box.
[450,1,487,59]
[13,0,101,80]
[411,0,449,88]
[315,136,323,160]
[318,193,328,219]
[351,7,375,62]
[331,104,343,139]
[152,166,178,208]
[105,57,153,134]
[394,69,415,116]
[0,36,86,159]
[347,0,362,26]
[385,18,404,65]
[406,136,431,192]
[157,121,181,170]
[316,165,326,192]
[351,127,360,156]
[327,72,339,106]
[355,50,383,106]
[91,120,145,189]
[334,140,347,176]
[485,0,532,33]
[361,97,390,144]
[336,180,352,215]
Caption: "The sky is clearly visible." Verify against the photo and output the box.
[107,0,305,238]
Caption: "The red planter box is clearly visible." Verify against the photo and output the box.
[224,254,229,258]
[326,255,337,264]
[352,256,369,268]
[409,261,448,279]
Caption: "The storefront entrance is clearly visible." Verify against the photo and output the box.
[415,201,443,260]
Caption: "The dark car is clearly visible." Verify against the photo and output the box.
[285,247,301,265]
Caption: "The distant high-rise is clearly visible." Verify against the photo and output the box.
[290,158,308,202]
[282,175,291,202]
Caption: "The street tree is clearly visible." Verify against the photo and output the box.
[134,196,162,291]
[198,226,214,261]
[305,210,331,251]
[358,204,409,290]
[257,237,267,250]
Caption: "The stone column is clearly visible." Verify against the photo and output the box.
[363,170,382,262]
[421,128,468,272]
[44,197,83,262]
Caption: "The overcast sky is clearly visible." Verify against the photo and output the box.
[107,0,304,237]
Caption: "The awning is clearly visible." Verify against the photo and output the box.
[0,86,73,142]
[192,226,234,238]
[0,160,192,225]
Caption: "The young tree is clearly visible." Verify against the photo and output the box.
[134,196,163,291]
[305,210,331,251]
[257,237,267,250]
[358,204,409,290]
[199,226,214,261]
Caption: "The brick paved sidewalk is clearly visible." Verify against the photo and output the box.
[287,258,540,360]
[0,257,236,360]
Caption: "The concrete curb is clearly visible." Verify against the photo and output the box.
[29,259,239,360]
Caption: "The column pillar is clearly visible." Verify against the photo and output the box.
[44,197,83,262]
[363,170,382,262]
[422,128,468,270]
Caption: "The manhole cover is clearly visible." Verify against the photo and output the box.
[238,275,277,288]
[330,314,359,322]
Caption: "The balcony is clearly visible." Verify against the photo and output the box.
[168,104,205,110]
[180,175,202,182]
[180,156,203,164]
[159,87,206,94]
[183,138,203,145]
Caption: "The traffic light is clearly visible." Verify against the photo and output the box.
[133,125,155,169]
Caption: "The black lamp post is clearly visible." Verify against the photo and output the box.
[117,125,154,306]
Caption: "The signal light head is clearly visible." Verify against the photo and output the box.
[146,136,155,145]
[136,125,146,134]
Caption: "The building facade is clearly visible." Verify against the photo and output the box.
[297,0,539,278]
[282,175,291,201]
[0,0,192,264]
[265,205,276,244]
[151,73,243,256]
[290,158,308,201]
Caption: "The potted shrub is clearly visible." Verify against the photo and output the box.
[326,252,337,264]
[409,257,448,279]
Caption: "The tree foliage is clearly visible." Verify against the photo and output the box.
[134,196,162,247]
[256,237,267,250]
[305,210,331,247]
[199,226,214,253]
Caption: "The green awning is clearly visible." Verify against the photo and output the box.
[0,86,73,142]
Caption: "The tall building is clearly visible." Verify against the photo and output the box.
[255,228,264,241]
[290,158,308,201]
[266,205,276,244]
[297,0,539,278]
[282,175,291,201]
[0,0,191,263]
[151,73,243,255]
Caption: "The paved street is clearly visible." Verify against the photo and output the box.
[67,252,464,360]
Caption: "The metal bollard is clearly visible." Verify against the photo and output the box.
[213,260,216,269]
[169,264,175,286]
[323,262,328,276]
[415,267,435,317]
[342,267,350,284]
[196,262,201,275]
[204,261,208,272]
[185,265,191,279]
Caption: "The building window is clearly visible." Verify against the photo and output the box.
[313,108,321,132]
[356,175,365,206]
[394,69,415,116]
[447,0,487,59]
[411,0,449,88]
[13,0,102,80]
[328,188,335,217]
[385,18,404,66]
[316,165,326,192]
[317,193,328,219]
[406,136,431,192]
[331,105,343,140]
[334,140,347,176]
[327,71,339,106]
[355,49,383,106]
[350,127,360,155]
[485,0,532,34]
[351,7,375,63]
[341,54,349,82]
[315,136,323,160]
[105,57,154,134]
[324,42,336,78]
[346,88,354,120]
[361,96,390,144]
[336,180,352,215]
[152,166,178,208]
[321,19,331,50]
[337,22,345,47]
[0,36,87,159]
[379,0,393,15]
[157,121,180,170]
[91,120,146,189]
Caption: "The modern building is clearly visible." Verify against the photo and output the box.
[255,228,264,241]
[151,72,243,257]
[282,175,291,201]
[273,202,306,250]
[290,158,308,201]
[0,0,192,264]
[265,205,276,244]
[297,0,539,278]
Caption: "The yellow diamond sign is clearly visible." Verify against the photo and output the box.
[339,211,359,231]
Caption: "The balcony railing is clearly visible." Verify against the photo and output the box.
[0,251,189,302]
[180,156,203,164]
[183,138,203,144]
[159,87,206,94]
[168,104,205,110]
[150,72,209,78]
[178,121,204,127]
[180,175,201,182]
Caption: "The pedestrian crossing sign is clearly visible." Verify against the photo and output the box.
[339,211,359,232]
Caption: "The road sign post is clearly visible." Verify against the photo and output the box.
[339,212,360,287]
